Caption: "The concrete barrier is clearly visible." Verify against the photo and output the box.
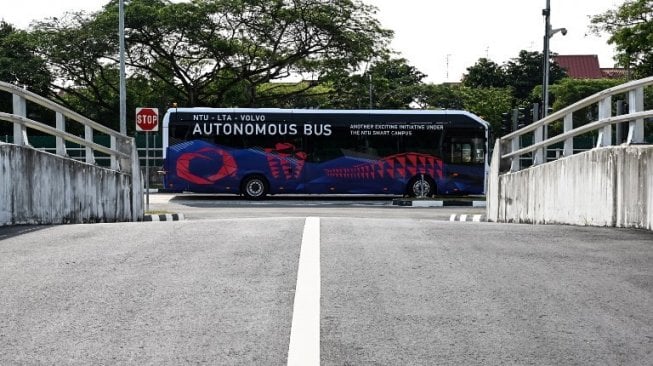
[487,145,652,230]
[1,144,140,225]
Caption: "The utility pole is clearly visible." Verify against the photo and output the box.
[119,0,127,134]
[542,0,566,118]
[542,0,551,118]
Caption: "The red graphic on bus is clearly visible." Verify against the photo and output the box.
[264,143,307,180]
[176,147,238,184]
[324,153,443,180]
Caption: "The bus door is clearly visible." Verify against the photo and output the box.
[441,132,486,195]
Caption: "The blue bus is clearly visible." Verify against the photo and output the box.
[161,108,489,198]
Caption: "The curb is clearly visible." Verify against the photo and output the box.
[392,199,486,207]
[449,214,485,222]
[143,213,185,222]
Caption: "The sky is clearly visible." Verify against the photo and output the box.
[1,0,623,84]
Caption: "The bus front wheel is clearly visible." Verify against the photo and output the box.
[241,175,269,199]
[407,175,435,197]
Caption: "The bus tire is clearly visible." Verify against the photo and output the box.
[241,175,268,199]
[407,175,435,197]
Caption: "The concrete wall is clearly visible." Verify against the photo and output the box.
[1,144,140,225]
[487,145,652,230]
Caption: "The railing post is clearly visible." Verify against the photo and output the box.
[533,125,544,165]
[627,87,644,144]
[55,112,67,156]
[84,125,95,164]
[110,135,119,170]
[510,136,520,172]
[12,94,29,146]
[563,112,574,156]
[117,137,134,175]
[596,96,612,147]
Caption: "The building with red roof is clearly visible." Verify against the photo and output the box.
[553,55,626,79]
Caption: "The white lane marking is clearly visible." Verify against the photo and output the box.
[287,217,321,366]
[449,214,457,221]
[473,214,483,222]
[460,214,468,222]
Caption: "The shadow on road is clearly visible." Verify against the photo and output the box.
[0,225,51,241]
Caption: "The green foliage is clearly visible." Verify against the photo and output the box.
[416,84,464,110]
[590,0,653,78]
[0,22,51,95]
[548,78,625,111]
[0,21,53,135]
[462,50,566,107]
[461,58,507,89]
[459,87,514,134]
[504,50,566,103]
[417,84,512,135]
[3,0,643,142]
[20,0,391,131]
[256,80,332,108]
[325,56,425,109]
[539,78,625,134]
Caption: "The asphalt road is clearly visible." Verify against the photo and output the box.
[0,197,651,365]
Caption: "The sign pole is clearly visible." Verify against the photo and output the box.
[146,131,150,212]
[135,107,159,213]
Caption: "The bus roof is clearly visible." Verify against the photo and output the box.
[163,107,490,129]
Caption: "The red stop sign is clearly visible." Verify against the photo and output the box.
[135,107,159,132]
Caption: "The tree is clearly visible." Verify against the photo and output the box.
[504,50,566,104]
[0,21,51,96]
[0,21,53,135]
[461,58,507,88]
[326,56,425,109]
[459,86,514,134]
[539,78,623,134]
[417,84,513,136]
[589,0,653,79]
[416,84,464,110]
[461,51,566,109]
[31,0,392,109]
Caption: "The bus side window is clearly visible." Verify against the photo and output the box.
[452,142,472,163]
[449,137,485,164]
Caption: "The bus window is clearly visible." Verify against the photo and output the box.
[449,137,484,164]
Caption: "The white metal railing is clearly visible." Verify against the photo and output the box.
[0,81,137,173]
[31,146,164,167]
[499,76,653,172]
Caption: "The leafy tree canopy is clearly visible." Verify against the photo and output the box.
[326,55,425,109]
[461,58,507,89]
[463,50,566,106]
[590,0,653,78]
[29,0,393,113]
[0,21,51,95]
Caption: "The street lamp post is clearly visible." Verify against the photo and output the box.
[119,0,126,135]
[542,0,566,118]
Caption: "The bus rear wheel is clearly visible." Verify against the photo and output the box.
[407,175,435,197]
[241,175,268,199]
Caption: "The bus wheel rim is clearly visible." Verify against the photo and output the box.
[412,180,431,196]
[247,180,263,196]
